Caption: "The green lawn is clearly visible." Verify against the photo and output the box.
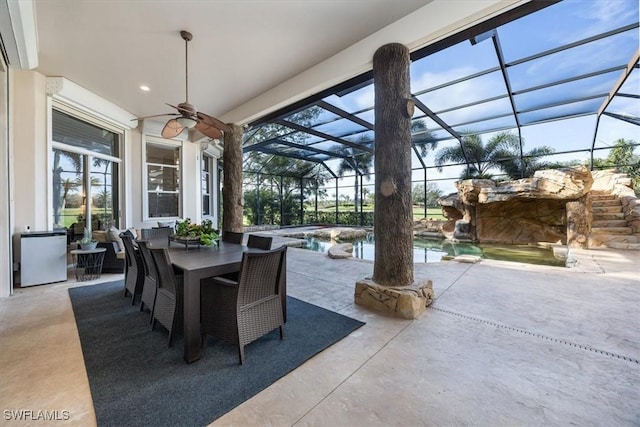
[313,204,445,220]
[57,207,114,228]
[243,204,446,226]
[58,208,82,228]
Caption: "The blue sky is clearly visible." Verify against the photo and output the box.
[313,0,639,197]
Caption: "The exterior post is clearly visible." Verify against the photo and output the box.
[222,123,243,233]
[372,43,414,286]
[424,168,427,218]
[335,178,339,224]
[299,176,304,224]
[355,43,433,319]
[256,173,261,225]
[279,175,284,225]
[314,180,318,223]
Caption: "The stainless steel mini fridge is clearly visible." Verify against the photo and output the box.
[14,231,67,287]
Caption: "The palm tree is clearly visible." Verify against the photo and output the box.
[336,137,374,214]
[60,179,79,210]
[434,131,521,179]
[411,119,438,157]
[335,119,437,215]
[52,149,82,227]
[495,146,556,179]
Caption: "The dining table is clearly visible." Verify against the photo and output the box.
[168,240,287,363]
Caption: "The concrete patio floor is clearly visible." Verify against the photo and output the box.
[0,240,638,426]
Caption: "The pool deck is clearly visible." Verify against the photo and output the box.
[1,232,638,426]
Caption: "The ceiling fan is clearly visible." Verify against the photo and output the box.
[134,30,232,140]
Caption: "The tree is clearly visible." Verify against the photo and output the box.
[244,106,324,147]
[335,119,436,212]
[52,149,82,228]
[434,133,498,179]
[60,178,80,210]
[243,153,331,225]
[593,138,640,195]
[339,194,351,205]
[92,188,111,209]
[434,131,554,180]
[335,133,374,212]
[411,119,438,157]
[495,146,555,179]
[412,182,443,207]
[242,106,332,225]
[362,187,373,205]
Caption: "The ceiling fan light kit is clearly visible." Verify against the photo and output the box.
[133,30,232,141]
[176,116,197,128]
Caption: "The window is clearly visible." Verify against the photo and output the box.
[51,108,121,232]
[202,154,214,217]
[145,138,181,218]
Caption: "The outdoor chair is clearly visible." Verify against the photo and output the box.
[136,240,158,324]
[120,232,145,305]
[140,227,172,248]
[247,234,287,322]
[222,231,244,244]
[200,245,287,364]
[246,234,272,250]
[219,231,245,281]
[149,247,183,347]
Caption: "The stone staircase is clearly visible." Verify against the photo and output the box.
[588,191,640,250]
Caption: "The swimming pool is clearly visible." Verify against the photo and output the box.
[301,235,566,267]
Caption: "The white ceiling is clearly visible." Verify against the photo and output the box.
[32,0,520,127]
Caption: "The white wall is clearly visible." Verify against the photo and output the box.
[5,70,219,296]
[0,51,11,297]
[12,70,48,233]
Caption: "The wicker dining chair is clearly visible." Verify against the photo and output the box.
[140,227,172,248]
[247,234,287,322]
[222,230,244,244]
[136,240,158,324]
[120,232,145,305]
[246,234,272,250]
[149,247,183,347]
[201,245,287,364]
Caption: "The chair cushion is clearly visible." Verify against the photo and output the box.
[92,230,109,243]
[127,227,139,240]
[108,226,125,252]
[157,220,176,229]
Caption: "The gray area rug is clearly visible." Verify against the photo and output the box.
[69,281,364,427]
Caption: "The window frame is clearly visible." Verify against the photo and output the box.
[50,103,123,231]
[143,135,183,221]
[201,152,215,219]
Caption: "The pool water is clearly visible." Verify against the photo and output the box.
[301,235,566,267]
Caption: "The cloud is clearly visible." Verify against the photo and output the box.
[558,0,637,43]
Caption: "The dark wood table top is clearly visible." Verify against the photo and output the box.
[168,240,249,273]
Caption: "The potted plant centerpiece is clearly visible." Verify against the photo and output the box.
[78,227,98,250]
[175,218,219,248]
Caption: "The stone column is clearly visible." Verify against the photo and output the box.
[222,124,244,233]
[354,43,433,319]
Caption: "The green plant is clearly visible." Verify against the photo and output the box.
[79,227,95,245]
[175,218,219,246]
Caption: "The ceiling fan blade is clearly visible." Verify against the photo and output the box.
[132,112,179,121]
[166,103,182,112]
[161,119,185,139]
[195,120,223,140]
[197,112,233,134]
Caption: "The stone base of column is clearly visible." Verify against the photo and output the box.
[354,278,434,319]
